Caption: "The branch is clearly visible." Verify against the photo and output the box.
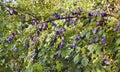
[107,13,119,21]
[45,15,85,23]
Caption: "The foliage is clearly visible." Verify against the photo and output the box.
[0,0,120,72]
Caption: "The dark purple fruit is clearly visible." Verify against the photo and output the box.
[57,42,65,50]
[101,12,107,17]
[55,30,60,35]
[101,38,106,45]
[92,36,99,43]
[14,47,18,52]
[42,23,48,30]
[50,37,57,46]
[8,10,13,15]
[73,41,76,46]
[13,10,18,15]
[102,59,107,66]
[88,11,94,17]
[59,28,66,34]
[117,21,120,26]
[14,30,18,35]
[31,19,36,25]
[36,31,40,36]
[4,39,9,43]
[56,52,61,58]
[36,20,39,24]
[52,22,57,27]
[96,21,101,26]
[12,32,15,36]
[57,44,61,50]
[70,41,76,48]
[25,24,28,28]
[60,42,65,47]
[76,35,80,40]
[61,28,66,32]
[66,23,70,27]
[92,29,97,34]
[102,59,109,66]
[72,11,78,16]
[8,34,14,42]
[49,17,53,21]
[54,13,63,19]
[69,20,74,24]
[21,26,24,30]
[16,70,20,72]
[66,14,70,18]
[114,26,119,32]
[22,14,25,19]
[38,25,42,31]
[70,44,74,48]
[25,43,29,49]
[100,54,104,58]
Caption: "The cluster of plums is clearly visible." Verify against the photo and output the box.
[8,9,18,15]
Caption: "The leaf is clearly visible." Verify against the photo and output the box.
[81,57,89,67]
[116,38,120,45]
[33,63,43,72]
[73,54,80,64]
[56,61,63,72]
[88,44,102,54]
[61,50,67,58]
[88,44,95,53]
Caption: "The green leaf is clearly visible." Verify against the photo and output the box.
[88,44,95,53]
[116,38,120,45]
[56,61,63,72]
[81,57,89,67]
[33,63,43,72]
[73,54,80,64]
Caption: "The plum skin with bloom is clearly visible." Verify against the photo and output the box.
[13,10,18,15]
[8,34,14,42]
[54,13,63,19]
[8,10,18,15]
[25,43,29,49]
[57,42,65,50]
[60,42,65,47]
[101,38,106,45]
[22,14,25,19]
[25,24,28,28]
[42,23,48,30]
[92,36,99,43]
[101,12,107,17]
[70,41,76,48]
[52,22,57,27]
[31,19,36,25]
[88,11,94,17]
[76,35,80,40]
[102,59,110,66]
[14,47,18,52]
[114,26,119,32]
[56,51,61,58]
